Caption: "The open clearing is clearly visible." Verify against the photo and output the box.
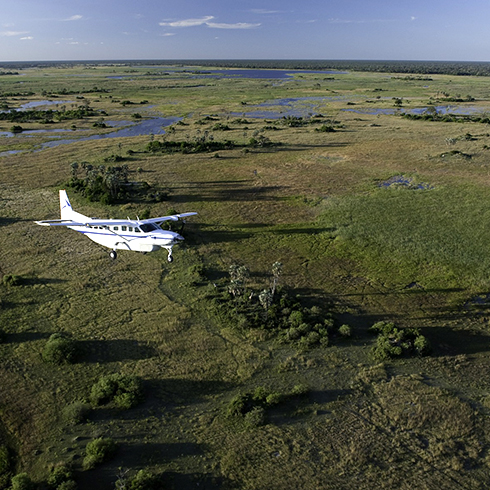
[2,62,490,489]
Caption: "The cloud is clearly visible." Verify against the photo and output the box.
[20,36,33,40]
[160,16,260,29]
[0,30,29,37]
[64,15,83,21]
[411,16,417,21]
[160,16,214,28]
[160,33,175,37]
[207,21,260,29]
[249,9,280,14]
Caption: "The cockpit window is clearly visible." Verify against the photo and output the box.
[140,223,158,233]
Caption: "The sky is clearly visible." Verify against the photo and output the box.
[2,0,490,62]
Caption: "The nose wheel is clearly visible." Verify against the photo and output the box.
[109,250,117,260]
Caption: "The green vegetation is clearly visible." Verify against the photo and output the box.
[42,333,79,365]
[82,438,117,470]
[90,373,143,409]
[4,61,490,489]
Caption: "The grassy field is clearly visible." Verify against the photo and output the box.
[2,63,490,489]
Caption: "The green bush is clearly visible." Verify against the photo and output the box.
[244,406,266,428]
[47,465,73,488]
[129,469,159,490]
[90,374,143,408]
[338,324,352,337]
[42,333,79,365]
[62,402,91,425]
[369,321,431,360]
[83,437,116,470]
[11,473,34,490]
[57,481,77,490]
[2,274,21,287]
[414,334,432,355]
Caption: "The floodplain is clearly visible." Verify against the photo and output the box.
[2,61,490,489]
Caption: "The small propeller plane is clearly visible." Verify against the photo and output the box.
[35,190,197,262]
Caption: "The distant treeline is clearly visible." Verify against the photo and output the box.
[3,59,490,77]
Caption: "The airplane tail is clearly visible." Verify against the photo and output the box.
[59,190,88,222]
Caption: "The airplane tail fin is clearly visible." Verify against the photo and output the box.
[59,190,88,222]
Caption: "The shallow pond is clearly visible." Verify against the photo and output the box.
[109,68,346,80]
[0,116,180,156]
[342,105,487,116]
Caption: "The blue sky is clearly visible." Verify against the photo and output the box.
[2,0,490,62]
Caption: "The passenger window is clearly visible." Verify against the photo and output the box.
[122,226,127,231]
[113,226,118,231]
[128,227,133,232]
[135,227,141,233]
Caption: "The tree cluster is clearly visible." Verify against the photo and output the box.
[68,162,129,204]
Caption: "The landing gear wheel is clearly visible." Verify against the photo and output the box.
[109,250,117,260]
[167,254,173,263]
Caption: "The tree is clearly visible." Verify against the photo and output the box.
[271,261,283,297]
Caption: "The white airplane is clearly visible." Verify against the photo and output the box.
[35,190,197,262]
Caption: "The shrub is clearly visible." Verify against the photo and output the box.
[414,334,432,356]
[338,324,352,337]
[83,438,116,470]
[11,473,34,490]
[47,465,73,488]
[62,401,91,424]
[42,333,79,365]
[2,274,21,287]
[244,406,266,428]
[90,373,143,408]
[57,481,77,490]
[129,469,159,490]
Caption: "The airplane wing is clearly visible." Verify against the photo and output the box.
[35,219,90,227]
[35,213,197,227]
[142,212,198,224]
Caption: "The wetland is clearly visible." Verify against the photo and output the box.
[2,61,490,489]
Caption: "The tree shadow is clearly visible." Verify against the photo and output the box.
[23,277,67,286]
[75,442,234,490]
[268,388,353,426]
[146,378,233,407]
[423,326,490,357]
[4,331,51,343]
[80,339,158,363]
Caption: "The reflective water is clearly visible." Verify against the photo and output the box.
[39,116,180,150]
[109,68,347,80]
[342,105,487,116]
[379,175,433,190]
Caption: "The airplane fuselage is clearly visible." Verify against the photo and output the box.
[71,221,184,253]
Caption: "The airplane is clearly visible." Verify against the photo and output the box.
[35,190,197,262]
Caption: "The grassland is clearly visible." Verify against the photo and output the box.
[2,62,490,489]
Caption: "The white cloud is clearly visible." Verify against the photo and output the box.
[160,16,260,29]
[0,31,29,37]
[411,16,417,21]
[20,36,33,40]
[64,15,83,21]
[160,16,214,27]
[160,33,175,37]
[207,21,260,29]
